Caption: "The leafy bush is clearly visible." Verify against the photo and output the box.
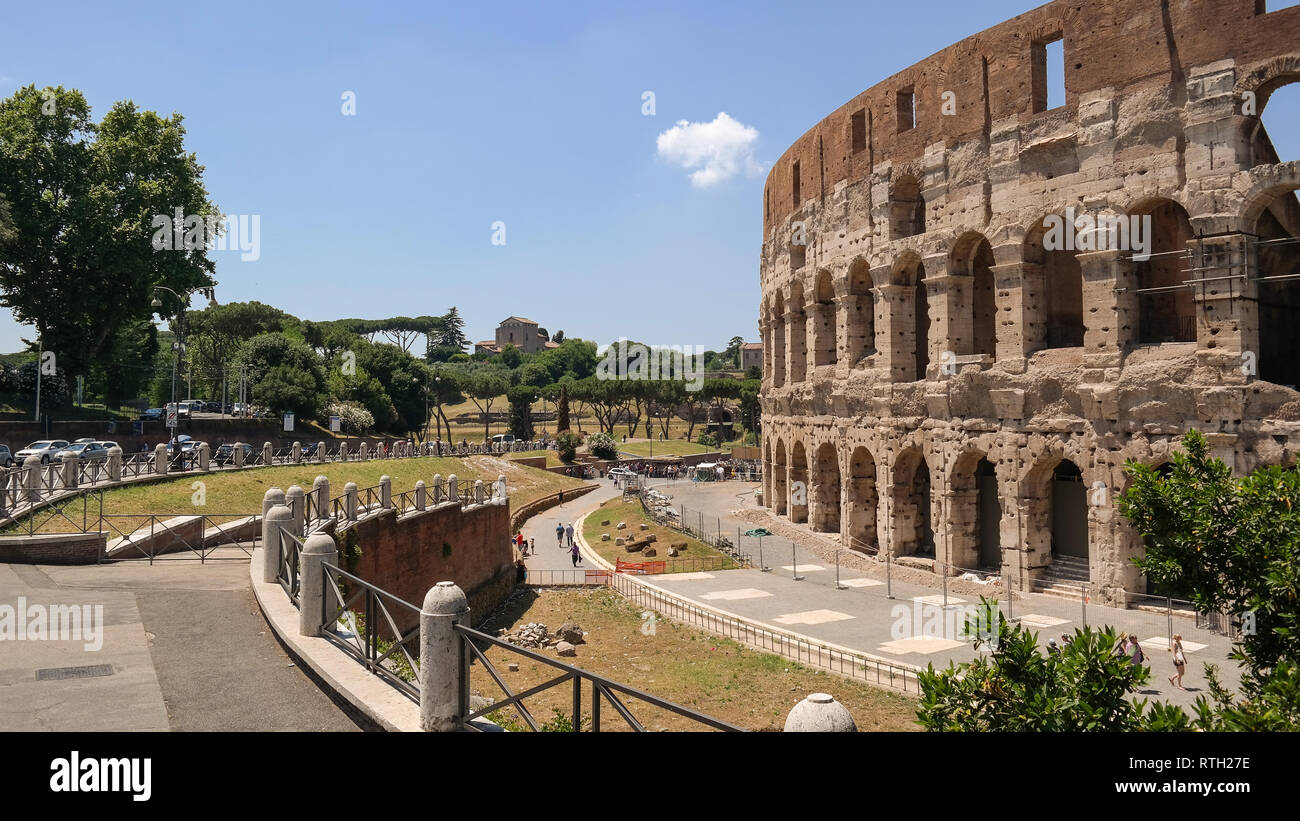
[696,432,719,448]
[326,401,374,434]
[555,432,582,464]
[586,432,618,460]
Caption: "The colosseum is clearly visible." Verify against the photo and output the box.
[757,0,1300,605]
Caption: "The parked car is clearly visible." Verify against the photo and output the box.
[141,408,163,421]
[61,442,109,461]
[95,441,120,452]
[204,401,222,413]
[214,442,255,466]
[165,402,191,420]
[186,400,205,414]
[490,434,516,445]
[608,467,637,479]
[15,440,70,464]
[0,445,13,468]
[232,402,248,416]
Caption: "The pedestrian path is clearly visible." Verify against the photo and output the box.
[550,482,1242,711]
[516,482,622,579]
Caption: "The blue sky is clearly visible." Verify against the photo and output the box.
[2,0,1298,355]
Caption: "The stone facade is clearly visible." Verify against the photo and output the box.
[757,0,1300,605]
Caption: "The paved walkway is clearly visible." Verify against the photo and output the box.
[0,549,360,731]
[517,482,623,579]
[560,479,1243,711]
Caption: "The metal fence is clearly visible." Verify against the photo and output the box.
[635,490,751,567]
[455,622,743,732]
[320,561,423,701]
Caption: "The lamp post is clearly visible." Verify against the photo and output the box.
[151,284,217,450]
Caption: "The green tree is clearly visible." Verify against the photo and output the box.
[433,307,468,352]
[457,364,510,442]
[555,382,571,432]
[0,86,220,387]
[507,384,537,441]
[499,343,523,369]
[555,431,581,464]
[724,335,745,368]
[586,431,618,460]
[254,364,322,419]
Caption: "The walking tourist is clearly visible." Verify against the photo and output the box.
[1168,634,1187,689]
[565,522,575,547]
[1128,634,1145,667]
[555,522,564,546]
[570,541,581,567]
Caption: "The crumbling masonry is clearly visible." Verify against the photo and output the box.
[757,0,1300,604]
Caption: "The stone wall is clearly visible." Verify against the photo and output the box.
[757,0,1300,605]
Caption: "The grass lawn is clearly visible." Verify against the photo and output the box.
[581,496,739,572]
[5,455,587,535]
[472,587,919,732]
[616,440,716,457]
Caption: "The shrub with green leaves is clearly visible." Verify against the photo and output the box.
[586,432,618,460]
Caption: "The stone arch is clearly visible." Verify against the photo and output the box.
[762,439,773,508]
[1236,54,1300,118]
[1126,198,1196,344]
[770,290,787,389]
[891,253,929,379]
[789,440,809,523]
[948,230,998,358]
[845,257,876,364]
[788,281,808,384]
[773,438,788,516]
[890,172,925,239]
[891,445,933,557]
[948,450,1002,571]
[812,441,841,533]
[846,445,878,553]
[1025,216,1084,349]
[1023,453,1090,576]
[1242,171,1300,386]
[812,269,837,367]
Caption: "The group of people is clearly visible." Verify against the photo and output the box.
[1045,632,1188,690]
[555,521,580,566]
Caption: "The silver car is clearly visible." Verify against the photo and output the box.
[15,440,70,464]
[61,442,110,461]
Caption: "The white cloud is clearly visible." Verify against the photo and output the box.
[656,112,762,188]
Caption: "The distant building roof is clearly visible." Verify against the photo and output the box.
[500,316,537,325]
[543,340,560,349]
[740,342,763,350]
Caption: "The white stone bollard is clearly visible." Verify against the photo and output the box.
[339,442,349,462]
[313,475,330,522]
[344,482,358,520]
[154,443,169,475]
[415,480,427,510]
[316,441,326,463]
[420,581,470,732]
[23,454,41,503]
[358,443,369,461]
[262,442,273,465]
[299,533,337,637]
[783,693,857,732]
[262,504,293,585]
[233,442,246,468]
[496,474,507,505]
[61,451,78,490]
[292,441,302,464]
[262,486,285,518]
[286,485,306,536]
[447,474,458,504]
[107,446,122,482]
[431,474,444,503]
[197,442,210,471]
[473,479,485,505]
[380,475,392,509]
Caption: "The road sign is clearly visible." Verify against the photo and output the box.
[329,415,341,433]
[283,412,294,432]
[166,410,178,428]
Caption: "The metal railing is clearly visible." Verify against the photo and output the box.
[279,530,304,602]
[606,572,920,693]
[320,561,423,701]
[455,622,743,732]
[636,490,751,566]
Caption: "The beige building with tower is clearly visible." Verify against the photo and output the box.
[756,0,1300,605]
[475,316,559,355]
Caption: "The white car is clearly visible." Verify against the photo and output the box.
[608,467,637,479]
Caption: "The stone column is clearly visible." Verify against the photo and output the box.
[344,482,358,520]
[1192,234,1256,381]
[380,475,392,509]
[875,281,917,382]
[432,473,444,504]
[990,250,1043,373]
[299,533,337,637]
[292,441,302,464]
[447,473,459,503]
[317,441,326,463]
[420,581,470,732]
[233,442,245,468]
[262,503,293,585]
[313,476,330,522]
[61,451,78,490]
[262,486,286,518]
[1078,248,1132,367]
[154,443,169,475]
[197,442,210,472]
[286,485,306,536]
[415,480,427,510]
[262,442,273,465]
[473,479,485,505]
[785,306,807,385]
[339,442,349,462]
[358,443,369,461]
[23,454,41,503]
[107,446,122,482]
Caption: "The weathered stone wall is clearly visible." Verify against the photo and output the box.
[757,0,1300,604]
